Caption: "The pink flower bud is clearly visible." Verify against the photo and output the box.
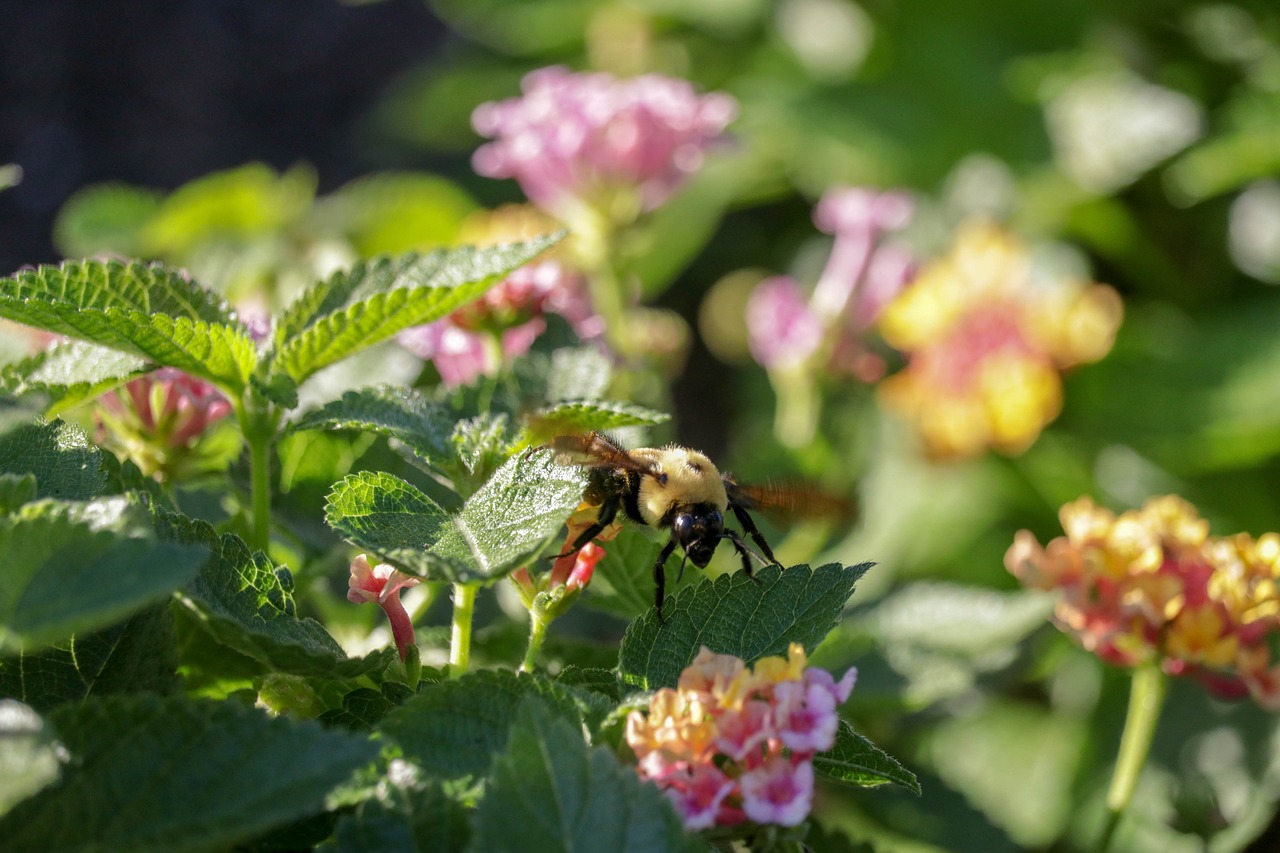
[347,554,421,660]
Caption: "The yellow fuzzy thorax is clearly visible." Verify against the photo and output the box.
[632,445,729,527]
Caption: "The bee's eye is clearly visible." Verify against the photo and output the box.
[658,473,668,486]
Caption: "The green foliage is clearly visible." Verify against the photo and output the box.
[270,235,561,384]
[0,497,206,652]
[326,449,585,582]
[0,260,255,393]
[0,419,107,501]
[814,721,921,795]
[0,340,151,416]
[0,700,62,816]
[468,700,704,853]
[0,694,378,852]
[618,563,871,690]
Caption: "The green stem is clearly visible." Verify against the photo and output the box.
[233,393,276,554]
[1099,663,1168,852]
[520,611,549,674]
[449,582,478,678]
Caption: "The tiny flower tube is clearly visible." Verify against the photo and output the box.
[625,643,856,832]
[347,554,421,661]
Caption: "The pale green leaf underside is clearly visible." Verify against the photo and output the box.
[0,701,62,816]
[290,385,458,471]
[467,700,702,853]
[0,694,379,852]
[0,497,206,652]
[814,721,922,795]
[0,260,254,393]
[273,234,561,384]
[527,400,671,438]
[325,471,461,579]
[617,562,871,690]
[0,340,151,415]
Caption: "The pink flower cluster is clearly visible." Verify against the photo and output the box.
[472,66,738,227]
[746,187,915,381]
[626,643,856,830]
[347,554,421,660]
[95,367,234,480]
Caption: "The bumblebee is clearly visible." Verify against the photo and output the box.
[550,431,782,616]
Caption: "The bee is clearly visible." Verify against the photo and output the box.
[550,431,785,617]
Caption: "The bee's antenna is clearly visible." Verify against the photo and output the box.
[674,552,689,584]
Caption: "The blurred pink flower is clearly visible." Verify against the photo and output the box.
[347,554,421,660]
[746,186,915,381]
[472,66,737,227]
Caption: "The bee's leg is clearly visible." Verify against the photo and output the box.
[728,502,779,565]
[724,529,765,586]
[552,495,621,560]
[653,538,677,619]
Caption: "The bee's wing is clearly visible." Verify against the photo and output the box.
[549,432,660,476]
[724,479,856,523]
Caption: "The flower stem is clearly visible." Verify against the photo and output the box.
[234,392,277,554]
[520,611,549,674]
[449,582,478,678]
[1099,663,1168,852]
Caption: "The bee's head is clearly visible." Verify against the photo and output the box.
[671,506,724,568]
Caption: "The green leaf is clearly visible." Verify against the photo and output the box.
[52,183,163,259]
[154,511,395,679]
[813,721,921,795]
[0,694,378,853]
[325,471,459,579]
[141,162,316,255]
[330,776,470,853]
[617,563,871,691]
[327,450,585,583]
[0,606,179,712]
[290,385,459,473]
[467,699,703,853]
[0,700,63,817]
[314,171,477,256]
[379,669,582,785]
[0,473,37,513]
[0,419,106,500]
[318,681,420,732]
[272,235,561,384]
[0,497,206,652]
[526,400,671,440]
[0,340,152,415]
[0,260,256,393]
[428,448,586,581]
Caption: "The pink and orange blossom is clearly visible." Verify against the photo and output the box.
[626,643,856,831]
[347,554,421,661]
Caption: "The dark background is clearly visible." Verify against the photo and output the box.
[0,0,447,274]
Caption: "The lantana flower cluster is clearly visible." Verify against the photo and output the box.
[877,221,1123,459]
[397,205,601,388]
[95,367,234,481]
[1006,495,1280,707]
[626,643,856,831]
[471,66,738,233]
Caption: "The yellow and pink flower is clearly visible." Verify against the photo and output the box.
[878,221,1122,458]
[626,644,856,830]
[1006,496,1280,707]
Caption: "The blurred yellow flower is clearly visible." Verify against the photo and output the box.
[877,221,1122,458]
[1006,495,1280,708]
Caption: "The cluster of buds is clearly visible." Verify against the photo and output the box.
[346,554,421,661]
[1006,495,1280,707]
[471,66,738,234]
[397,205,601,388]
[626,643,856,831]
[876,221,1123,459]
[95,367,234,481]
